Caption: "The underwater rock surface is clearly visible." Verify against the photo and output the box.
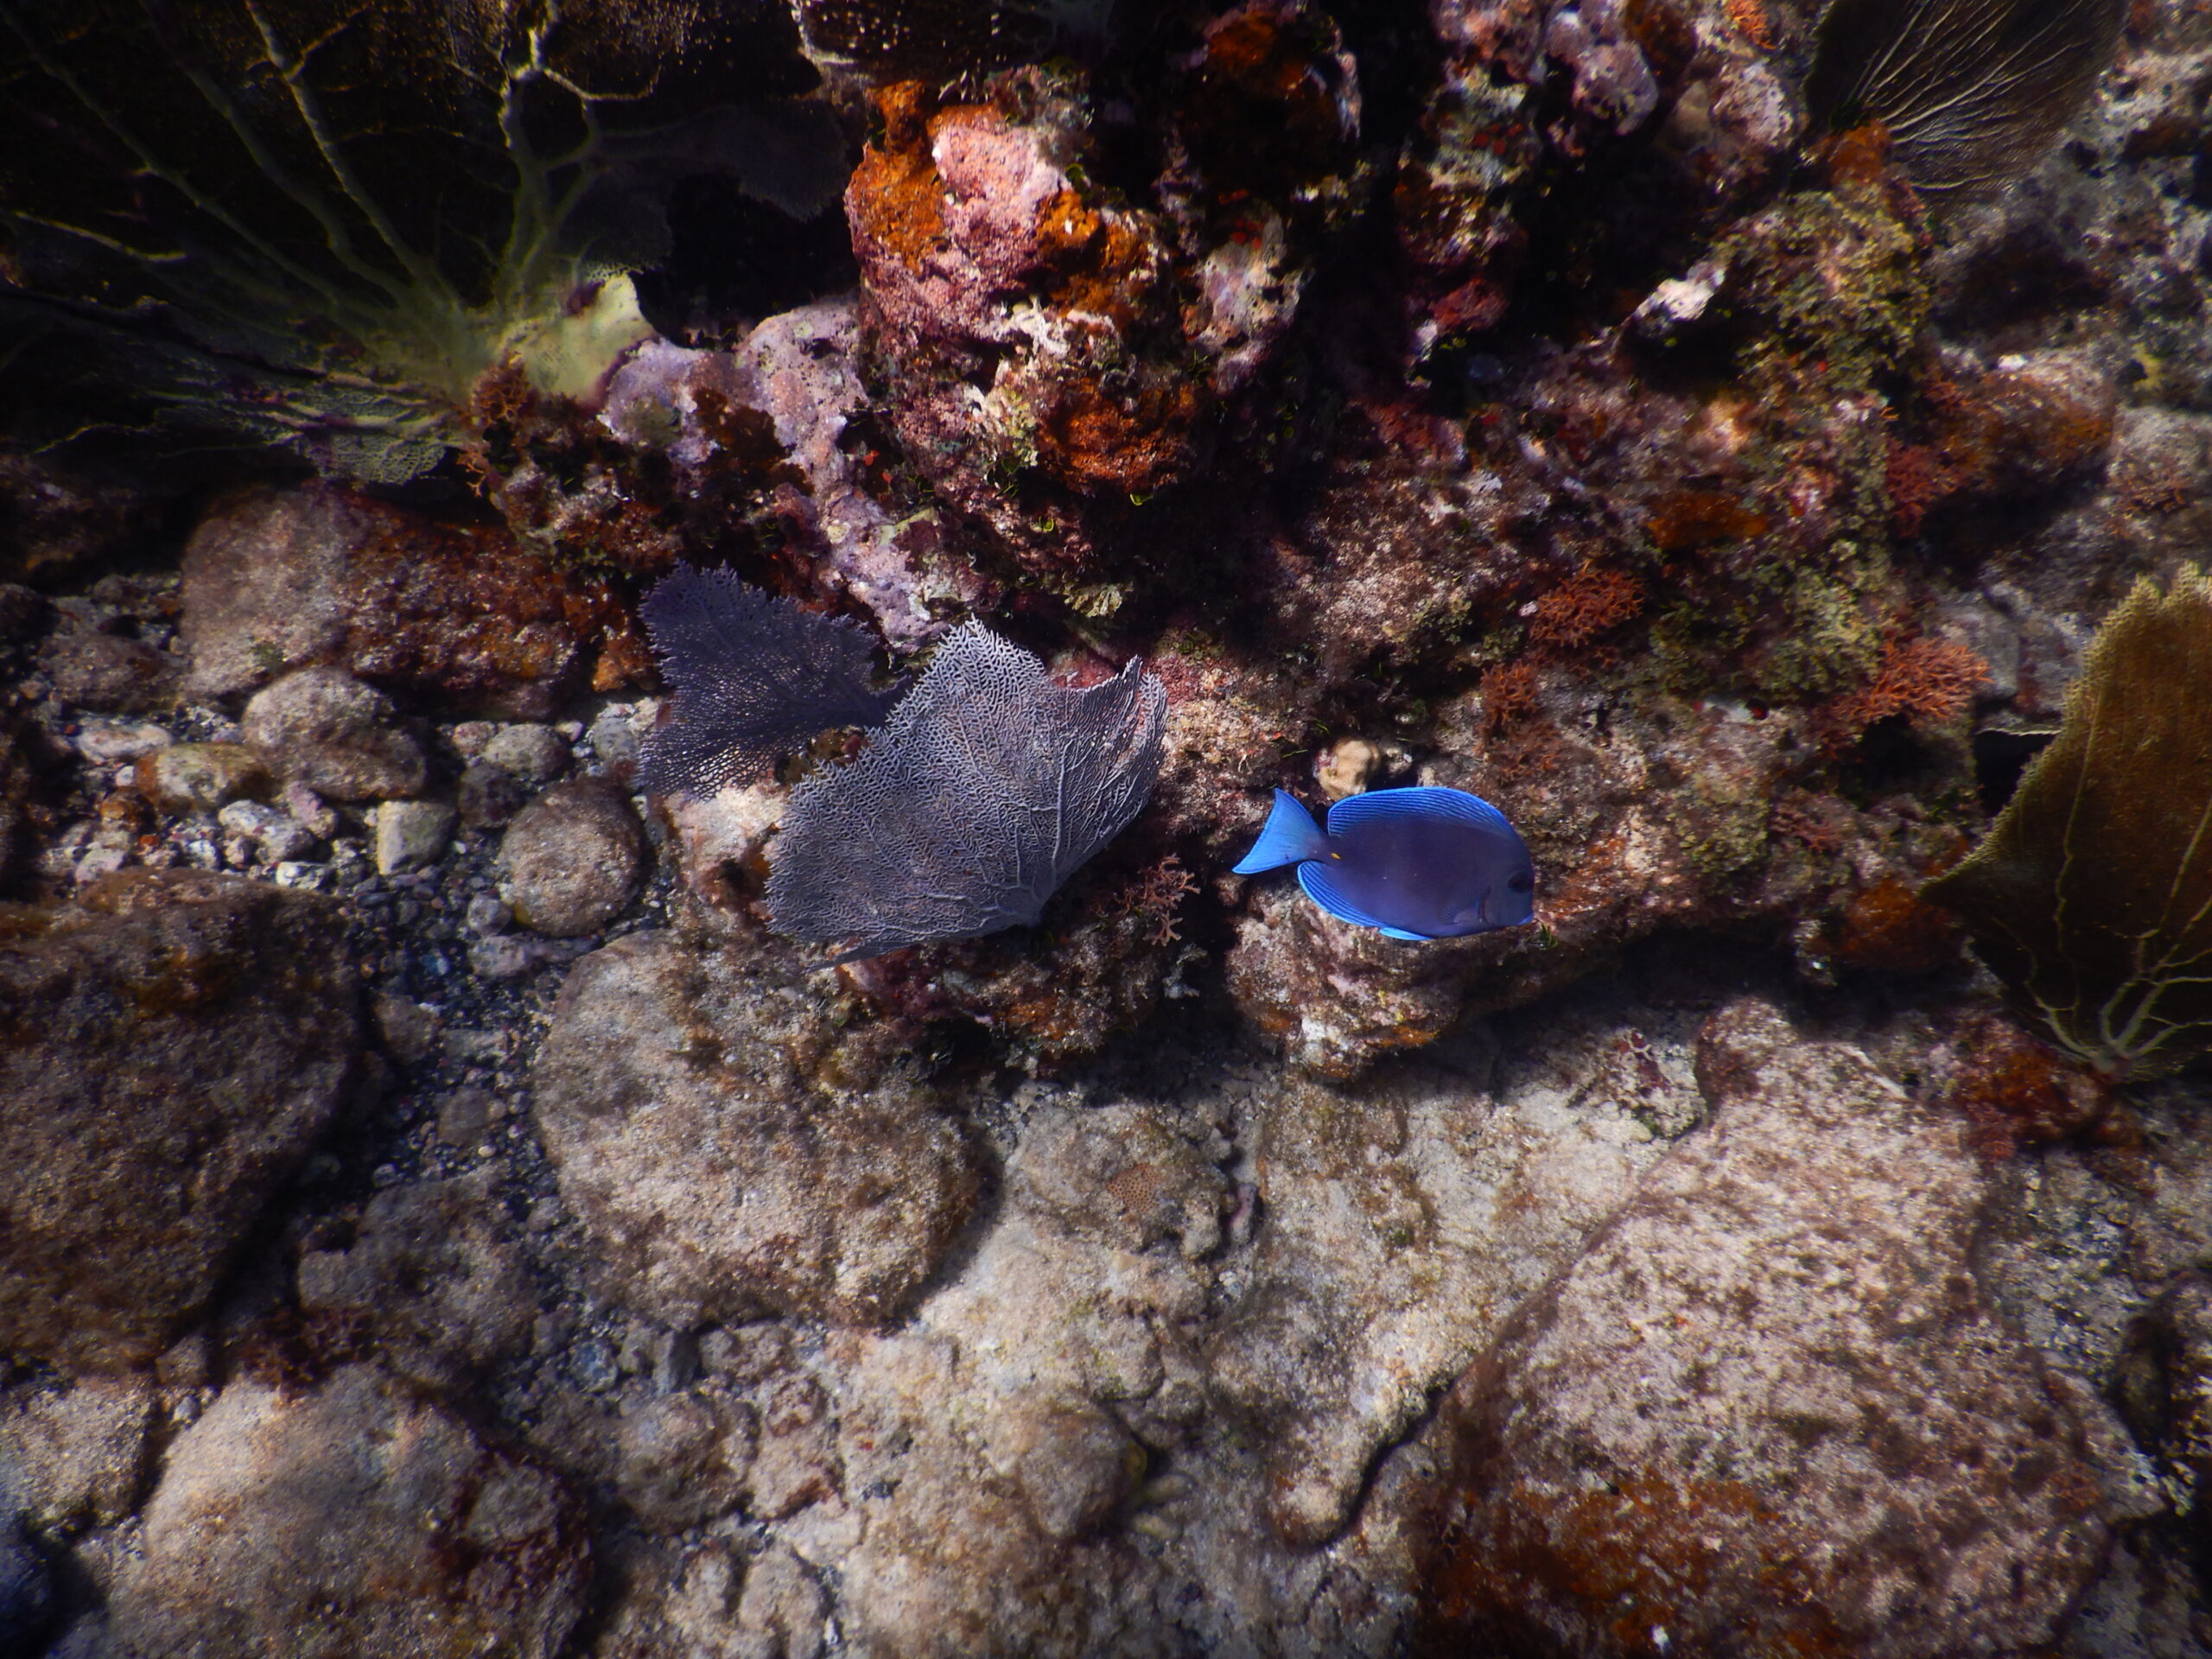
[531,927,981,1326]
[0,870,362,1372]
[109,1365,588,1659]
[1414,1000,2126,1656]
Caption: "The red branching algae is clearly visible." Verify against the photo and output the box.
[1480,660,1543,734]
[1527,563,1643,651]
[1884,438,1946,537]
[1825,636,1987,740]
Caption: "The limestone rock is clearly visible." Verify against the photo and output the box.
[1209,1000,1688,1546]
[830,1333,1166,1659]
[180,482,623,717]
[495,776,643,938]
[480,722,570,785]
[372,798,455,874]
[588,1536,827,1659]
[734,1544,829,1659]
[821,1092,1221,1656]
[0,870,362,1370]
[665,779,784,912]
[457,761,531,829]
[215,799,318,863]
[0,1376,153,1534]
[747,1371,842,1522]
[242,666,426,802]
[109,1365,588,1659]
[37,626,179,715]
[0,1508,51,1655]
[1412,1000,2121,1657]
[70,718,169,767]
[1001,1400,1142,1541]
[531,931,980,1325]
[613,1389,757,1532]
[1009,1101,1228,1262]
[135,742,269,815]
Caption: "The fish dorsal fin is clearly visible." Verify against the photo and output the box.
[1297,862,1398,932]
[1233,790,1331,874]
[1326,785,1517,841]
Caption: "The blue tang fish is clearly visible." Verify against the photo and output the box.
[1232,786,1535,940]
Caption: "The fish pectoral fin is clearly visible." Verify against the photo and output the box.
[1377,926,1433,942]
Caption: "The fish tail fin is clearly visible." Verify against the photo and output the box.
[1232,790,1330,874]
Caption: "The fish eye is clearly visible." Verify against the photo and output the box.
[1508,872,1533,893]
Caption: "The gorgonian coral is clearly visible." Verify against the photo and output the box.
[767,623,1166,964]
[1924,568,2212,1078]
[636,563,906,799]
[1806,0,2125,207]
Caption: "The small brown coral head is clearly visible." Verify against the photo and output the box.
[1923,567,2212,1079]
[1940,1013,2113,1159]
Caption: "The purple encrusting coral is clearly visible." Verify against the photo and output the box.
[6,0,2212,1650]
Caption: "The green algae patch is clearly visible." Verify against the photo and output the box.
[1924,567,2212,1078]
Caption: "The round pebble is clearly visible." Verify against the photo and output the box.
[373,800,457,876]
[493,779,642,938]
[480,724,570,785]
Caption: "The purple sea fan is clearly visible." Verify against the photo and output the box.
[637,564,906,798]
[767,623,1168,964]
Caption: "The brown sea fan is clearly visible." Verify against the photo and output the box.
[1923,567,2212,1079]
[1805,0,2124,207]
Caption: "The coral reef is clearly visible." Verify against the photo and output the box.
[9,0,2212,1649]
[844,18,1359,588]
